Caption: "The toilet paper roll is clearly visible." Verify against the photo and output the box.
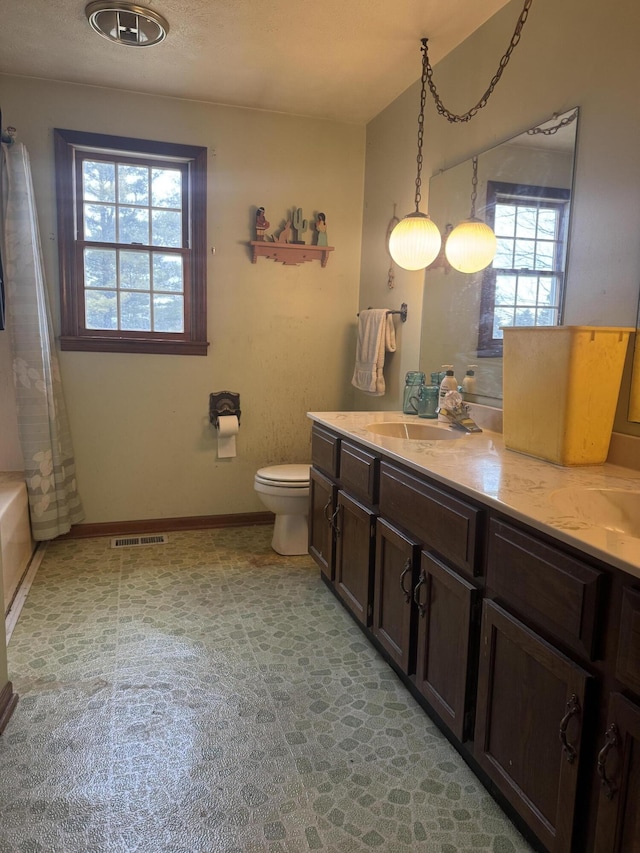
[216,414,239,458]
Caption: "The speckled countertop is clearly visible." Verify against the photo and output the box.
[308,410,640,579]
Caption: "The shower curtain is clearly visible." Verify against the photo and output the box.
[1,140,84,539]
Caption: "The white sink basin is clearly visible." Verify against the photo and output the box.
[550,488,640,538]
[365,422,463,441]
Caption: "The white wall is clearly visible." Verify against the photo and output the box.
[0,75,365,522]
[361,0,640,434]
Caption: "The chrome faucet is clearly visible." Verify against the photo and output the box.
[438,391,483,433]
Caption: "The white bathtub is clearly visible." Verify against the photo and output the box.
[0,473,34,614]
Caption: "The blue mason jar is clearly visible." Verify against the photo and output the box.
[402,371,425,415]
[418,384,439,418]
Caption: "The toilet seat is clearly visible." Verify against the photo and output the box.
[255,464,310,488]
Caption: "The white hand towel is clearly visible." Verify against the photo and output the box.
[351,309,397,395]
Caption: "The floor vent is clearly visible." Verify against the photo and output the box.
[110,534,169,549]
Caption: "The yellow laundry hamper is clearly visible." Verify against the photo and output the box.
[502,326,634,466]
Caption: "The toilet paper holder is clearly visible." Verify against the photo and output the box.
[209,392,241,429]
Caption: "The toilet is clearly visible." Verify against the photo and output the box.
[254,464,311,556]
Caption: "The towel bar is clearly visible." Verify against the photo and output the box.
[357,303,407,323]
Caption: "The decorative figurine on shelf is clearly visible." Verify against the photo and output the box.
[291,207,308,244]
[1,126,16,145]
[255,206,270,241]
[315,212,328,246]
[276,219,292,243]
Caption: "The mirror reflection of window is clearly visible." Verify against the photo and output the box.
[477,181,570,356]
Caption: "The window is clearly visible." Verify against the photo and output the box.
[477,181,570,357]
[54,129,208,355]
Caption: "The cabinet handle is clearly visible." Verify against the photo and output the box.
[558,693,581,764]
[413,571,427,616]
[331,505,341,538]
[399,558,412,602]
[597,723,620,800]
[323,497,333,524]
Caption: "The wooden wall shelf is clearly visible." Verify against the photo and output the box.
[250,241,334,267]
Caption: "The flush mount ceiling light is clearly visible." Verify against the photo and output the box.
[85,2,169,47]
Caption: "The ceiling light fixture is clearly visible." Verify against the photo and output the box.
[85,2,169,47]
[388,40,442,272]
[389,0,534,273]
[445,156,497,274]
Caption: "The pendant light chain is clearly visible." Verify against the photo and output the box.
[413,41,429,212]
[422,0,534,124]
[527,108,578,136]
[470,156,479,218]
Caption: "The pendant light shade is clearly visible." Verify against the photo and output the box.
[445,155,497,274]
[445,217,497,274]
[389,212,442,271]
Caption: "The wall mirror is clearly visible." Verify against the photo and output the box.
[628,313,640,422]
[419,107,579,406]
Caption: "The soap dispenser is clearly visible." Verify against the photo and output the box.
[438,366,458,422]
[461,365,477,398]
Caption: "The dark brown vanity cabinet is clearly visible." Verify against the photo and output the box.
[594,691,640,852]
[378,462,482,580]
[372,518,420,673]
[414,551,480,742]
[478,518,606,853]
[378,461,484,740]
[475,599,591,853]
[311,430,380,627]
[307,422,640,853]
[308,426,340,581]
[334,490,376,625]
[308,467,336,581]
[594,588,640,852]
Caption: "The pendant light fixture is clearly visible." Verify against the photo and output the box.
[388,39,441,271]
[445,156,497,274]
[391,0,534,274]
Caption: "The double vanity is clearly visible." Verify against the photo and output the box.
[307,409,640,853]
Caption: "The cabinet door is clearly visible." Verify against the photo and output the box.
[335,491,376,626]
[474,600,591,853]
[414,552,479,741]
[594,692,640,852]
[308,467,336,581]
[373,518,420,674]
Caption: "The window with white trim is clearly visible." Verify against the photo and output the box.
[478,181,570,357]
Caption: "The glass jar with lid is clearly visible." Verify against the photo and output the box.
[402,371,425,415]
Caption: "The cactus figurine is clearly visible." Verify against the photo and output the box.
[291,207,308,244]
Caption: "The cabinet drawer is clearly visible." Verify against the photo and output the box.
[379,462,482,578]
[616,587,640,694]
[311,424,340,477]
[486,518,604,661]
[340,441,379,504]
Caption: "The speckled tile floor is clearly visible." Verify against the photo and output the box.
[0,527,535,853]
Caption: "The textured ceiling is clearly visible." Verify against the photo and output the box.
[0,0,511,123]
